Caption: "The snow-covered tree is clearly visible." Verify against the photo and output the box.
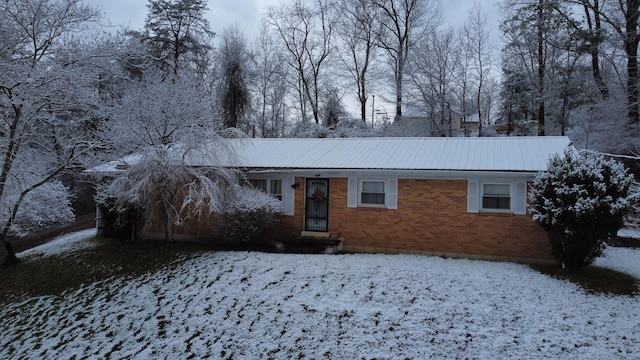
[144,0,214,75]
[98,143,238,243]
[100,70,220,156]
[529,150,634,269]
[97,60,242,242]
[217,26,251,129]
[0,0,102,265]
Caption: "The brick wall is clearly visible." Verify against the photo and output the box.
[269,177,553,262]
[133,176,553,262]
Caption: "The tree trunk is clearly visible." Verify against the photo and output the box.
[2,239,20,266]
[626,0,640,125]
[360,77,367,122]
[477,83,483,137]
[537,0,546,136]
[580,1,609,99]
[395,48,404,121]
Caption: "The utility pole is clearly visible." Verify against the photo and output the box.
[371,95,375,128]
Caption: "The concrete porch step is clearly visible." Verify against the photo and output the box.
[275,236,343,254]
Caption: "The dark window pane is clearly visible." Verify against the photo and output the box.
[362,192,385,205]
[482,196,510,210]
[271,180,283,200]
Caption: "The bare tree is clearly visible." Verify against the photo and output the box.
[463,2,493,136]
[266,0,336,124]
[373,0,441,121]
[334,0,382,122]
[585,0,640,124]
[250,22,289,137]
[406,27,457,135]
[575,0,609,99]
[453,28,473,135]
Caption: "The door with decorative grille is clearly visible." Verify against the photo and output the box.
[305,179,329,232]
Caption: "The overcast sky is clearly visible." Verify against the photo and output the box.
[87,0,501,44]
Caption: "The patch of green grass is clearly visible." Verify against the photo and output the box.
[531,264,639,296]
[0,237,214,305]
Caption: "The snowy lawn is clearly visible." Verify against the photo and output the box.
[1,234,639,359]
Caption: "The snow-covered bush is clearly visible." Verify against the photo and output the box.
[288,121,331,138]
[220,187,284,243]
[529,150,635,269]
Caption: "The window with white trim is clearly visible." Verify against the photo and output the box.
[481,183,511,210]
[249,179,283,201]
[360,180,386,206]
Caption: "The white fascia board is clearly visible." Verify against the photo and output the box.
[243,168,536,181]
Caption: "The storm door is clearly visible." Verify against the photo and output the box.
[305,179,329,232]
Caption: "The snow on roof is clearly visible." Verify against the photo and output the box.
[228,136,571,172]
[91,136,573,173]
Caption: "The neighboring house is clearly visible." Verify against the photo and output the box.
[404,108,464,134]
[462,113,480,132]
[92,136,573,263]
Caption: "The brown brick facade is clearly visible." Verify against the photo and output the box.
[129,176,553,263]
[266,177,553,263]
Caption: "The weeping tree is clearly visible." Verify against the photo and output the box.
[97,64,241,241]
[529,150,634,269]
[97,142,239,242]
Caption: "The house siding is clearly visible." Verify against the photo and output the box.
[263,177,552,262]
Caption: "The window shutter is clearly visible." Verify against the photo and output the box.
[284,177,295,216]
[347,178,358,208]
[514,181,527,215]
[387,179,398,210]
[467,180,479,213]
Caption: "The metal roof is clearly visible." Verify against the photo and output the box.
[91,136,573,173]
[221,136,571,172]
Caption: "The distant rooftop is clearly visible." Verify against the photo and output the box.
[91,136,573,174]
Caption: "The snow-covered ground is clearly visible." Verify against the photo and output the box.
[3,233,639,359]
[17,228,98,258]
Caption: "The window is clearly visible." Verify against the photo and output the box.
[348,178,397,209]
[249,179,267,191]
[270,179,283,201]
[360,180,385,206]
[249,179,282,201]
[482,183,511,210]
